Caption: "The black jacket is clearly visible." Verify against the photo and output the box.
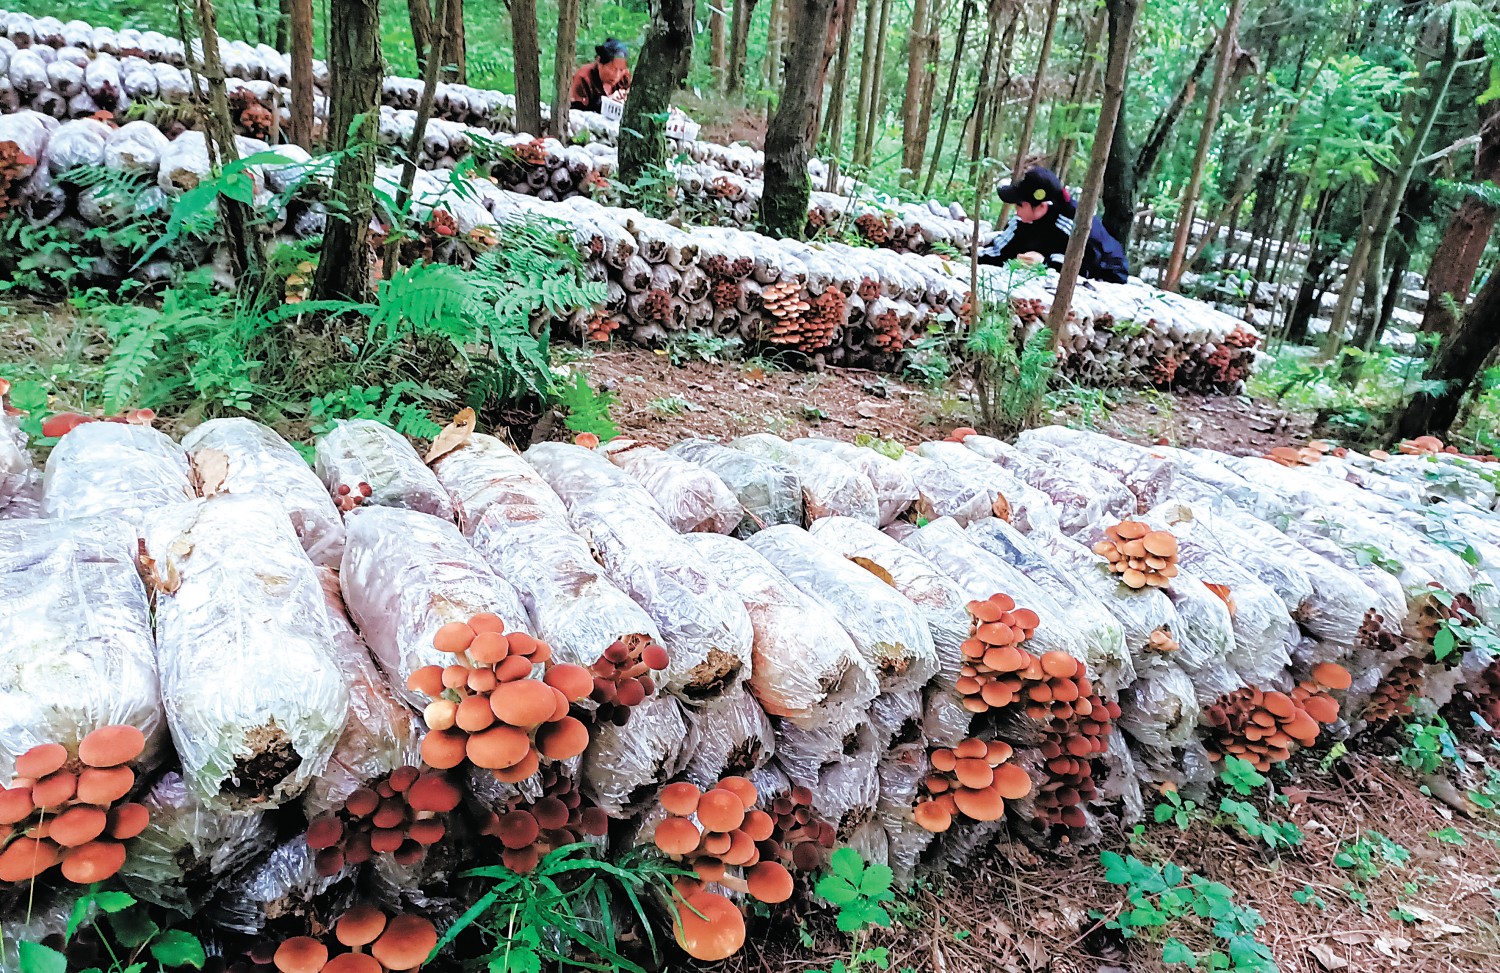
[977,202,1130,284]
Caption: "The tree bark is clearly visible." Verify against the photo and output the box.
[1132,34,1215,186]
[1284,188,1337,344]
[822,0,859,189]
[1162,0,1244,291]
[1052,8,1104,181]
[192,0,263,290]
[409,0,435,71]
[760,0,841,236]
[442,0,465,82]
[288,0,315,149]
[1097,0,1133,247]
[1047,0,1137,344]
[922,0,972,195]
[764,0,785,92]
[710,0,728,88]
[550,0,580,138]
[618,0,694,183]
[859,0,894,165]
[981,8,1018,161]
[1422,100,1500,339]
[900,0,937,182]
[852,0,881,165]
[510,0,544,135]
[728,0,758,94]
[314,0,382,303]
[1011,0,1060,178]
[386,0,451,277]
[1394,266,1500,438]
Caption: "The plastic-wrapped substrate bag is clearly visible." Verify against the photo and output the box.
[314,418,455,521]
[960,436,1134,534]
[431,432,568,535]
[746,524,938,693]
[1148,501,1314,620]
[600,439,742,534]
[912,440,1061,535]
[682,531,877,725]
[0,516,166,777]
[730,433,879,526]
[666,438,803,536]
[580,693,693,816]
[679,685,775,787]
[524,440,668,520]
[43,422,192,528]
[143,495,348,809]
[340,505,532,705]
[0,412,41,519]
[571,497,753,699]
[795,438,918,526]
[890,451,992,527]
[1014,426,1179,510]
[183,417,346,567]
[775,716,880,834]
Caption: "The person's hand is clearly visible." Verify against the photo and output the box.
[1017,251,1044,266]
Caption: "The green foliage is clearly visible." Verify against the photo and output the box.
[1291,886,1327,910]
[1333,832,1410,882]
[1218,757,1266,797]
[556,371,621,442]
[899,332,955,390]
[1216,798,1303,851]
[15,887,207,973]
[647,394,692,417]
[965,263,1054,438]
[1431,826,1466,845]
[1400,713,1465,775]
[810,849,897,973]
[308,383,447,440]
[663,332,741,365]
[138,150,299,268]
[437,843,685,973]
[853,433,906,460]
[1248,343,1441,444]
[1153,789,1200,831]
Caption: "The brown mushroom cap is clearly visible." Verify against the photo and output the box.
[1143,531,1178,558]
[468,632,510,666]
[31,771,78,809]
[76,766,136,806]
[456,695,498,733]
[746,861,794,903]
[543,664,594,701]
[0,837,61,882]
[497,811,541,850]
[371,915,439,972]
[953,759,994,790]
[654,816,701,856]
[433,622,477,654]
[953,786,1005,822]
[51,806,108,848]
[105,803,149,841]
[1302,695,1339,724]
[420,729,469,770]
[465,725,531,770]
[1040,651,1079,680]
[78,725,146,769]
[740,809,775,842]
[274,937,329,973]
[993,763,1033,800]
[306,814,345,850]
[491,749,541,784]
[535,717,590,761]
[715,776,758,808]
[1312,662,1352,691]
[406,773,463,814]
[15,743,68,780]
[469,613,507,635]
[407,666,446,697]
[673,891,746,962]
[321,955,383,973]
[0,787,34,825]
[697,788,747,833]
[913,801,952,833]
[60,840,126,884]
[659,782,702,817]
[489,681,557,728]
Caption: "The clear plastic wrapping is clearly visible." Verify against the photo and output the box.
[774,715,880,831]
[340,505,532,705]
[600,439,742,534]
[119,771,277,914]
[682,531,877,725]
[1157,574,1242,705]
[876,736,932,883]
[922,688,974,748]
[891,450,993,526]
[679,684,775,787]
[207,837,343,935]
[524,440,669,520]
[964,519,1135,695]
[314,418,455,521]
[746,524,939,694]
[0,412,40,519]
[1373,454,1498,510]
[580,693,693,816]
[182,417,346,568]
[806,516,970,690]
[962,436,1136,534]
[666,438,803,535]
[142,495,348,809]
[1015,426,1180,510]
[1032,529,1180,659]
[730,433,880,526]
[912,440,1062,535]
[795,438,918,526]
[42,422,192,527]
[1117,657,1200,751]
[470,503,662,667]
[431,432,568,535]
[0,516,165,777]
[304,568,422,817]
[570,497,754,700]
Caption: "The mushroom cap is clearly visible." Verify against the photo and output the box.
[76,766,135,806]
[346,788,380,817]
[715,776,758,808]
[740,809,775,842]
[1302,695,1339,724]
[696,788,747,833]
[746,861,794,903]
[306,814,345,850]
[953,759,994,790]
[420,729,469,770]
[1312,662,1352,691]
[469,613,507,635]
[15,743,68,780]
[406,666,445,697]
[465,725,531,770]
[101,802,147,841]
[535,717,590,760]
[408,819,446,846]
[660,782,702,817]
[1142,531,1178,558]
[490,680,557,728]
[492,749,541,784]
[993,763,1032,800]
[1010,608,1040,631]
[543,664,594,701]
[422,700,457,732]
[0,837,61,882]
[953,738,987,760]
[78,725,146,769]
[433,622,476,654]
[930,749,957,773]
[371,915,438,972]
[673,891,746,962]
[967,599,1002,623]
[456,694,498,733]
[913,801,952,833]
[406,773,463,813]
[31,771,78,809]
[60,839,126,884]
[1040,651,1079,679]
[654,817,701,856]
[495,655,535,683]
[531,796,570,830]
[468,632,510,665]
[502,844,541,873]
[497,811,541,850]
[273,937,329,973]
[321,955,382,973]
[642,643,670,670]
[952,786,1005,822]
[0,788,34,825]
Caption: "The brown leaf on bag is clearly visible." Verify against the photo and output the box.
[425,408,477,465]
[194,449,231,497]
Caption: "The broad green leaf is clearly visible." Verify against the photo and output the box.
[1162,938,1197,965]
[151,930,207,969]
[829,846,863,884]
[859,862,894,896]
[18,943,67,973]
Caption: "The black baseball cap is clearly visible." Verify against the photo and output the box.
[997,166,1069,205]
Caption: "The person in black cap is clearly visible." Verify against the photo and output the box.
[977,166,1130,284]
[569,39,632,112]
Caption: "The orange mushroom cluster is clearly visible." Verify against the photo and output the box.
[1146,629,1179,654]
[0,726,149,886]
[0,142,34,218]
[584,311,620,343]
[588,634,670,727]
[762,785,836,873]
[760,281,837,353]
[1034,730,1102,830]
[271,907,438,973]
[306,767,461,876]
[1265,441,1333,467]
[955,594,1045,714]
[1410,584,1479,657]
[332,481,373,514]
[40,409,157,438]
[912,738,1031,833]
[408,613,594,784]
[474,766,608,874]
[1093,521,1179,589]
[1202,663,1350,771]
[1362,656,1424,724]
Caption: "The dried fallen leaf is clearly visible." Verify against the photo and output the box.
[425,408,476,465]
[1307,943,1347,970]
[194,449,231,497]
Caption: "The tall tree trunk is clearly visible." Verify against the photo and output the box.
[860,0,894,165]
[1162,0,1244,291]
[1052,9,1104,181]
[761,0,841,236]
[510,0,543,134]
[1132,34,1215,186]
[409,0,435,71]
[923,0,972,195]
[710,0,728,88]
[981,10,1018,161]
[1011,0,1060,178]
[964,0,1004,174]
[852,0,881,165]
[900,0,936,182]
[619,0,694,182]
[1098,0,1134,248]
[192,0,263,291]
[314,0,382,302]
[276,0,290,53]
[550,0,580,138]
[386,0,451,277]
[764,0,785,92]
[1047,0,1137,342]
[822,0,858,189]
[442,0,465,82]
[1284,188,1336,344]
[1422,100,1500,339]
[289,0,315,149]
[1394,266,1500,438]
[727,0,758,94]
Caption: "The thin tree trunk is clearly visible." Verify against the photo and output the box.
[852,0,881,165]
[859,0,894,165]
[727,0,758,94]
[761,0,842,236]
[1052,8,1104,181]
[1394,265,1500,438]
[923,0,972,195]
[764,0,785,92]
[409,0,434,71]
[1012,0,1060,177]
[1284,187,1335,344]
[900,0,936,182]
[964,0,1004,175]
[981,10,1018,161]
[1100,83,1135,249]
[314,0,382,302]
[822,0,858,189]
[288,0,315,149]
[1163,0,1244,291]
[386,0,451,277]
[619,0,694,182]
[1047,0,1137,344]
[510,0,544,134]
[1376,232,1412,344]
[710,0,728,88]
[1132,34,1215,186]
[442,0,465,82]
[192,0,263,290]
[550,0,580,138]
[276,0,291,53]
[1422,99,1500,339]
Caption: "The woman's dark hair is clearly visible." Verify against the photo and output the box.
[596,38,627,61]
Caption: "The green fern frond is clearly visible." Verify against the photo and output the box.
[556,372,620,442]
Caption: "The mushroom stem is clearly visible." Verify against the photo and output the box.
[717,875,751,896]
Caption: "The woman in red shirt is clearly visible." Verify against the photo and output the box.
[569,39,632,113]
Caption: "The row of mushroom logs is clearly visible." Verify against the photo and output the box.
[1201,663,1352,772]
[408,613,595,781]
[1093,520,1180,589]
[0,725,150,885]
[305,767,462,876]
[652,777,797,961]
[475,766,609,874]
[271,907,438,973]
[913,738,1032,833]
